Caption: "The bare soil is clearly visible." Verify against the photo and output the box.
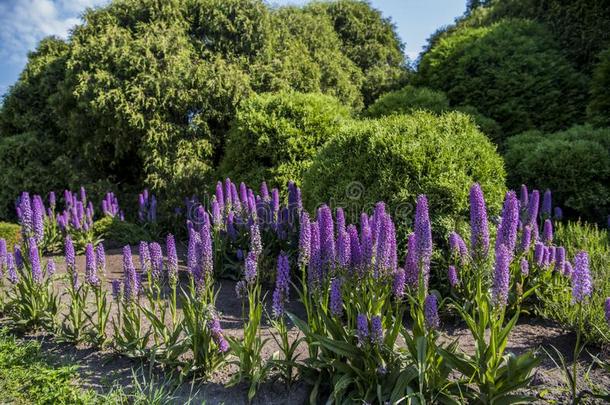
[4,247,610,404]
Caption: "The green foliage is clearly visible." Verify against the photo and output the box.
[587,48,610,127]
[93,217,151,246]
[306,0,410,105]
[302,111,506,236]
[366,85,449,117]
[219,91,350,188]
[540,221,610,344]
[504,126,610,221]
[0,329,97,404]
[418,19,587,137]
[0,222,21,249]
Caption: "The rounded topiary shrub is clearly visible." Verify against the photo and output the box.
[302,111,506,236]
[366,85,449,117]
[417,19,587,137]
[219,91,351,188]
[505,125,610,221]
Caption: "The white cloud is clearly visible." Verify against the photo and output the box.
[0,0,107,65]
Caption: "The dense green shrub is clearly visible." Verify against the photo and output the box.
[219,92,350,188]
[366,85,449,117]
[587,48,610,127]
[505,125,610,221]
[0,222,21,249]
[417,19,587,136]
[302,111,506,236]
[93,217,151,247]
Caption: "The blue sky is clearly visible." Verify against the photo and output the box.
[0,0,466,96]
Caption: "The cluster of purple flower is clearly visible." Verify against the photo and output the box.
[16,192,45,243]
[137,189,157,223]
[102,192,123,219]
[57,188,96,231]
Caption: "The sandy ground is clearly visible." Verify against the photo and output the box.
[3,246,610,404]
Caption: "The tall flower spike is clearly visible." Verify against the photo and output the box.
[495,191,520,255]
[46,258,56,278]
[492,244,510,307]
[336,207,346,235]
[392,268,406,299]
[404,233,418,289]
[122,245,138,301]
[554,247,565,274]
[571,251,592,303]
[447,265,458,288]
[542,219,553,245]
[249,222,262,258]
[604,297,610,327]
[200,221,214,279]
[139,241,151,274]
[7,254,18,284]
[298,212,311,268]
[415,195,432,288]
[469,184,490,260]
[542,189,552,218]
[348,225,362,272]
[370,316,383,344]
[356,314,369,346]
[65,236,75,273]
[149,242,164,280]
[520,257,529,276]
[166,234,178,284]
[519,184,529,212]
[96,243,106,275]
[360,220,373,269]
[318,205,335,272]
[337,228,351,268]
[424,295,440,329]
[329,278,343,317]
[28,238,42,284]
[272,253,290,318]
[309,221,321,288]
[245,251,258,285]
[32,196,44,243]
[215,181,224,211]
[527,190,540,225]
[520,225,532,253]
[0,238,7,273]
[85,243,99,287]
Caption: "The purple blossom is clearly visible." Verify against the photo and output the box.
[111,279,121,300]
[32,196,44,243]
[96,244,106,275]
[564,261,573,277]
[85,243,99,287]
[534,242,545,267]
[542,219,553,245]
[260,181,270,201]
[360,220,373,269]
[200,222,214,278]
[414,195,432,286]
[271,188,280,218]
[424,295,440,329]
[520,257,529,276]
[318,205,335,271]
[337,229,351,268]
[404,233,418,289]
[272,253,290,318]
[329,278,343,317]
[0,239,7,274]
[215,181,224,211]
[14,245,23,270]
[520,225,532,253]
[519,185,529,212]
[542,189,552,218]
[448,265,458,288]
[28,238,42,284]
[298,212,311,268]
[393,268,406,299]
[554,207,563,220]
[449,231,468,265]
[187,228,200,277]
[18,192,33,235]
[249,222,262,258]
[527,190,540,225]
[469,184,490,260]
[211,201,222,228]
[492,244,511,307]
[348,225,362,272]
[45,258,56,278]
[235,280,247,298]
[604,297,610,327]
[496,191,520,255]
[7,254,18,284]
[49,191,56,208]
[208,317,230,353]
[139,241,151,273]
[554,247,565,273]
[149,242,163,280]
[166,234,178,283]
[571,251,592,303]
[245,251,258,284]
[336,207,346,235]
[356,314,369,346]
[65,236,75,273]
[224,178,233,208]
[309,221,321,288]
[370,316,383,344]
[122,245,138,301]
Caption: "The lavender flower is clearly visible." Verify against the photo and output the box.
[166,234,178,283]
[520,257,529,276]
[245,251,258,285]
[424,295,440,329]
[85,243,99,287]
[235,280,247,298]
[28,238,42,284]
[563,261,573,277]
[7,254,18,284]
[43,258,56,279]
[200,222,213,278]
[260,181,270,200]
[208,317,230,353]
[393,268,406,299]
[249,222,262,258]
[470,184,490,260]
[139,241,151,273]
[534,242,545,267]
[32,196,44,243]
[404,233,418,289]
[519,184,529,212]
[492,244,510,307]
[360,220,373,269]
[318,205,335,271]
[356,314,369,346]
[542,189,552,218]
[149,242,163,280]
[14,245,23,270]
[337,229,351,268]
[187,228,200,276]
[604,297,610,327]
[415,195,432,286]
[348,225,362,272]
[215,181,224,211]
[211,200,222,228]
[370,316,383,344]
[18,192,33,235]
[448,265,458,288]
[111,279,121,301]
[122,245,138,301]
[495,191,519,255]
[571,251,592,303]
[554,247,565,273]
[542,219,553,245]
[519,225,532,253]
[329,278,343,316]
[65,236,75,273]
[309,221,321,288]
[449,231,468,265]
[298,212,311,268]
[272,253,290,318]
[336,207,346,235]
[527,190,540,225]
[96,244,106,275]
[0,238,6,272]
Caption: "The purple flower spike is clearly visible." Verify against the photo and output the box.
[111,279,121,301]
[604,297,610,327]
[449,232,469,265]
[424,295,440,329]
[542,189,552,218]
[298,212,311,268]
[520,257,529,276]
[272,253,290,318]
[329,278,343,316]
[520,225,532,253]
[65,236,75,273]
[492,244,510,307]
[166,234,178,283]
[149,242,163,280]
[360,220,373,269]
[415,195,432,286]
[85,243,99,287]
[318,205,335,272]
[448,265,458,287]
[32,196,44,243]
[7,254,18,284]
[469,184,490,260]
[563,261,573,277]
[554,247,565,273]
[215,181,224,211]
[28,238,42,284]
[542,219,553,245]
[356,314,369,346]
[249,222,262,258]
[404,233,418,289]
[96,244,106,275]
[393,268,406,299]
[527,190,540,225]
[337,229,351,268]
[336,207,346,235]
[139,241,151,274]
[496,191,520,255]
[348,225,362,272]
[208,317,230,353]
[370,316,383,344]
[309,221,322,288]
[519,185,529,211]
[571,251,592,303]
[200,222,214,278]
[122,245,138,301]
[534,242,545,267]
[245,251,258,284]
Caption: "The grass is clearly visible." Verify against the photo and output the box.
[539,220,610,344]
